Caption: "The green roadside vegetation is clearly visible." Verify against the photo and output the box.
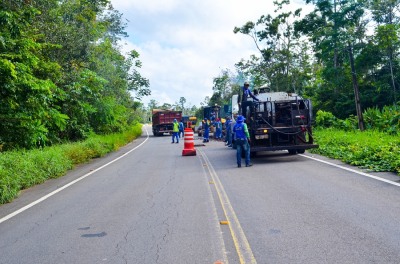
[311,108,400,176]
[311,129,400,175]
[0,124,142,205]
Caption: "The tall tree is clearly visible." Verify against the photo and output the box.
[0,1,68,149]
[179,97,186,114]
[234,0,311,95]
[295,0,368,129]
[369,0,400,103]
[0,0,151,149]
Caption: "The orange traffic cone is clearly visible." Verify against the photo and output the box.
[182,128,196,156]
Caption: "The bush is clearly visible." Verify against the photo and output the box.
[311,128,400,174]
[317,105,400,134]
[315,110,338,128]
[363,105,400,135]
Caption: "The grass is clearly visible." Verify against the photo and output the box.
[0,124,143,204]
[311,128,400,175]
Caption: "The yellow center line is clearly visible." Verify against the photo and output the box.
[199,149,257,264]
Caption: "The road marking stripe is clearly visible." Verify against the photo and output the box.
[0,127,150,225]
[199,149,257,264]
[299,154,400,187]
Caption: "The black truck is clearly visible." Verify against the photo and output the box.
[233,90,318,155]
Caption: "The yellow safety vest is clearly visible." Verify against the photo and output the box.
[173,122,179,132]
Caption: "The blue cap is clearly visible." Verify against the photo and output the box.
[237,115,245,123]
[174,119,177,122]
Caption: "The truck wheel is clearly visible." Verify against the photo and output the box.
[288,149,297,155]
[297,149,305,154]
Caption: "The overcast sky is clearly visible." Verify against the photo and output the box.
[110,0,310,108]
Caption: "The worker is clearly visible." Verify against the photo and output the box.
[172,119,179,143]
[225,116,232,147]
[241,82,259,102]
[214,118,222,140]
[233,115,252,167]
[179,119,184,138]
[239,82,259,114]
[230,114,237,148]
[203,118,210,143]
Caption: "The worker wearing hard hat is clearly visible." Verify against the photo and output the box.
[233,115,252,167]
[241,82,259,102]
[202,118,210,143]
[172,119,179,143]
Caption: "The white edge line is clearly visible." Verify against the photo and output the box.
[299,154,400,187]
[0,126,150,224]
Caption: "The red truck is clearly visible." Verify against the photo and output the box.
[152,109,182,136]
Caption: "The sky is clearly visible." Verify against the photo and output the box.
[110,0,310,108]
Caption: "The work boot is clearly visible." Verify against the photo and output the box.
[237,164,241,168]
[246,163,253,167]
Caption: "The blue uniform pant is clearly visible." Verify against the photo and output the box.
[226,129,232,145]
[235,139,250,166]
[172,132,179,143]
[204,128,209,140]
[216,128,222,139]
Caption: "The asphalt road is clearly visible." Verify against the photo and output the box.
[0,125,399,264]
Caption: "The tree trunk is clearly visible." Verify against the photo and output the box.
[348,43,365,131]
[388,52,397,103]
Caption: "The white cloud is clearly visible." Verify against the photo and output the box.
[111,0,311,107]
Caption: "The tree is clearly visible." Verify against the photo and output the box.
[0,0,151,149]
[295,0,368,129]
[160,103,172,110]
[148,99,159,110]
[179,97,186,114]
[369,0,400,103]
[0,2,68,149]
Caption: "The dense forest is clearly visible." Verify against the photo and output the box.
[208,0,399,129]
[0,0,150,150]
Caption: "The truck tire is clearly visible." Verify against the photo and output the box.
[297,149,305,154]
[288,149,297,155]
[154,129,162,137]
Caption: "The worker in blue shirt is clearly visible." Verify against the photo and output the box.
[203,118,210,143]
[239,82,259,114]
[233,115,252,167]
[225,116,232,147]
[241,82,259,102]
[214,118,222,140]
[179,120,184,138]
